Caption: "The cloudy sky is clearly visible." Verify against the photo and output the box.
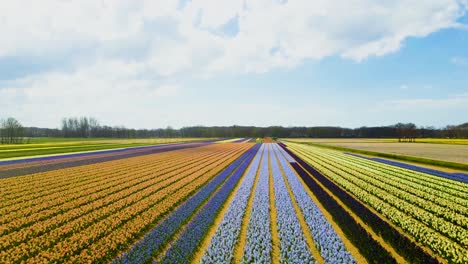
[1,0,468,129]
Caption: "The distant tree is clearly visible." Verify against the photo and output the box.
[0,117,25,144]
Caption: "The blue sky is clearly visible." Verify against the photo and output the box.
[0,1,467,129]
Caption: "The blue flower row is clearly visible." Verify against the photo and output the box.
[200,144,266,263]
[270,145,316,264]
[112,144,260,264]
[241,144,272,264]
[274,145,356,264]
[158,144,261,263]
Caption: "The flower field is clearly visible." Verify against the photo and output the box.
[1,140,466,263]
[285,142,468,263]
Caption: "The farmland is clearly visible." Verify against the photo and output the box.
[1,140,467,263]
[0,137,211,160]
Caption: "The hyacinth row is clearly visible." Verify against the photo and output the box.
[158,144,261,263]
[0,147,230,254]
[0,144,251,264]
[200,144,265,263]
[113,144,260,264]
[273,145,356,264]
[288,143,468,263]
[242,144,272,264]
[269,145,316,264]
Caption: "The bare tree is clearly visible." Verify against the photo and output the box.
[0,117,25,144]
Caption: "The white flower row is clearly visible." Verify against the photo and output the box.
[273,144,355,264]
[201,144,266,264]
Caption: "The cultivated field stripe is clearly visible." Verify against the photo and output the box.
[22,145,248,263]
[241,144,272,263]
[269,144,316,263]
[0,149,226,238]
[156,144,259,263]
[0,144,249,262]
[267,144,281,264]
[197,144,265,264]
[232,145,265,264]
[287,144,453,263]
[297,147,468,248]
[275,145,366,263]
[0,149,217,217]
[284,146,403,263]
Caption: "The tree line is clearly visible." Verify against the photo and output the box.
[1,116,467,144]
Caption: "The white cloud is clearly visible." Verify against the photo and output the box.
[1,1,467,127]
[0,60,180,128]
[0,0,466,75]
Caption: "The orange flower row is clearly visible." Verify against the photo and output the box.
[26,146,249,263]
[0,148,220,227]
[0,143,251,263]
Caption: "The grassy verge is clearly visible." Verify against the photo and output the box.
[294,142,468,172]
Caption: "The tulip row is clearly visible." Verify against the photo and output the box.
[273,145,355,263]
[288,143,468,263]
[200,144,265,264]
[0,143,251,263]
[159,144,261,264]
[269,145,316,263]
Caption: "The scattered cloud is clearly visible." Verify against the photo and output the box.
[383,93,468,110]
[451,56,468,66]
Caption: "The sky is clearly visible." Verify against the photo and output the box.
[1,0,468,129]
